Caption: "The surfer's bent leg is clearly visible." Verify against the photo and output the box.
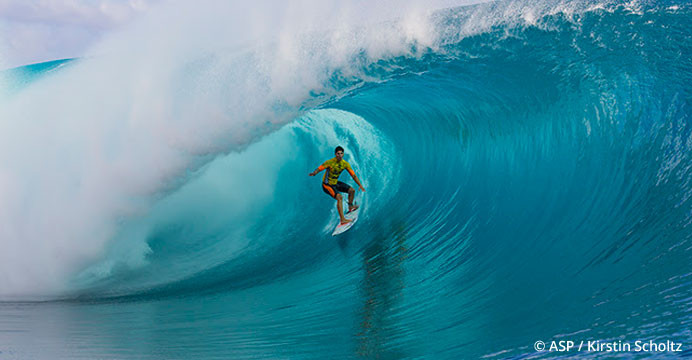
[335,181,357,212]
[347,187,355,211]
[326,182,352,224]
[335,193,351,224]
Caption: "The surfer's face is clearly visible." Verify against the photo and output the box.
[335,150,344,161]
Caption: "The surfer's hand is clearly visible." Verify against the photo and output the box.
[309,171,316,176]
[359,186,365,192]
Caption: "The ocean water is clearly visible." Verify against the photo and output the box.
[1,0,692,358]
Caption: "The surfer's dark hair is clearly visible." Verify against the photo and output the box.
[335,146,344,154]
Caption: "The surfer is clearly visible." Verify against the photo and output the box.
[309,146,365,225]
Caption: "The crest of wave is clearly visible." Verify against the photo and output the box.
[0,0,476,300]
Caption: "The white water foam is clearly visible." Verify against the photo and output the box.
[0,0,483,299]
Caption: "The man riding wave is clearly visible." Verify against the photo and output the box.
[309,146,365,225]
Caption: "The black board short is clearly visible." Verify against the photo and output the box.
[322,181,352,199]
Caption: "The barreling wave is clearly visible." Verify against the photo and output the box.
[1,0,692,358]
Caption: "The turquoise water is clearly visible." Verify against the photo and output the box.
[1,1,692,359]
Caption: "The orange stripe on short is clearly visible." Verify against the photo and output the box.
[322,183,336,198]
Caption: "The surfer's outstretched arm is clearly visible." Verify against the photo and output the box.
[346,166,365,192]
[309,163,327,176]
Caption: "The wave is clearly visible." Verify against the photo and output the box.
[0,0,454,298]
[1,0,692,357]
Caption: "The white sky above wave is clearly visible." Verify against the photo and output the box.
[0,0,162,68]
[0,0,488,70]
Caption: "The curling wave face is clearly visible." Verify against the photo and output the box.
[1,1,692,359]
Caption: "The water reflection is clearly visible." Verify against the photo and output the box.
[357,221,409,358]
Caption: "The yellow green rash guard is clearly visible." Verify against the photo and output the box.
[318,158,355,185]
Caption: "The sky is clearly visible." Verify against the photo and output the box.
[0,0,487,70]
[0,0,161,69]
[0,0,489,70]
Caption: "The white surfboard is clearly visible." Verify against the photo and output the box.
[332,206,360,236]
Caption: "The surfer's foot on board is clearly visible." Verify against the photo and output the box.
[340,218,353,225]
[347,203,359,213]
